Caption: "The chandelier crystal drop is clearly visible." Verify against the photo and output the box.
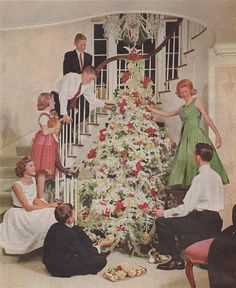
[103,13,164,45]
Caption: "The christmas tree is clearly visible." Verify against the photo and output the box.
[77,49,174,256]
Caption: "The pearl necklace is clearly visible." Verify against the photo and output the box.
[21,177,33,183]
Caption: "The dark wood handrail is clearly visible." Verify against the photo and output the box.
[96,17,183,73]
[191,27,207,40]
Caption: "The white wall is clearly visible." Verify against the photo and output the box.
[156,28,215,143]
[0,19,92,154]
[208,44,236,228]
[0,17,214,154]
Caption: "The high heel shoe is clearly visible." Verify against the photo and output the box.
[148,248,157,263]
[148,248,171,264]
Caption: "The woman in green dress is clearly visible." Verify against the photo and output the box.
[146,79,229,187]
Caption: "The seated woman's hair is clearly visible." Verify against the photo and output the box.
[55,203,74,223]
[195,143,213,162]
[15,156,32,178]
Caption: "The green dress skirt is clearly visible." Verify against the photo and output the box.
[168,99,229,187]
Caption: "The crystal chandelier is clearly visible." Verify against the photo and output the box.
[103,13,163,45]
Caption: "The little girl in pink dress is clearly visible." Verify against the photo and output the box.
[31,93,61,201]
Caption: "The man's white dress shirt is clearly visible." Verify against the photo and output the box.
[164,164,224,218]
[55,72,105,115]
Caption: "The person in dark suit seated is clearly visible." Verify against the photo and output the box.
[152,143,224,270]
[42,203,107,277]
[63,33,92,76]
[208,204,236,288]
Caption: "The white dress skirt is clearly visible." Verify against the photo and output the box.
[0,179,56,254]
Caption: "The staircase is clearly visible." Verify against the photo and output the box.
[0,17,208,212]
[0,147,31,220]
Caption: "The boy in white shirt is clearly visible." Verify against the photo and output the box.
[54,65,113,124]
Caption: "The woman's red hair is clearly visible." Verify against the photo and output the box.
[175,79,197,97]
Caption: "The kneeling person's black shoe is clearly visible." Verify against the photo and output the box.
[156,256,185,270]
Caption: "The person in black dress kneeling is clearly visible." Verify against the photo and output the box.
[42,203,107,277]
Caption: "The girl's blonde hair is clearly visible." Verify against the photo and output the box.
[175,79,197,98]
[37,93,53,111]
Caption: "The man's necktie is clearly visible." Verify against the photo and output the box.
[80,53,84,72]
[68,83,82,110]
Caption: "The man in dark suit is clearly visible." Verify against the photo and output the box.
[63,33,92,75]
[56,33,93,121]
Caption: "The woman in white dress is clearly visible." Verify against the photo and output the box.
[0,156,58,254]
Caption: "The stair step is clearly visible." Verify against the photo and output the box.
[80,133,91,136]
[87,122,99,126]
[0,250,20,263]
[167,77,179,82]
[72,144,84,147]
[0,178,16,191]
[0,167,15,178]
[0,191,12,213]
[16,146,31,157]
[183,48,195,55]
[191,27,207,40]
[176,64,187,68]
[0,156,21,167]
[158,90,171,94]
[96,112,108,116]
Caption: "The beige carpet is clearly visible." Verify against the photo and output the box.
[0,250,209,288]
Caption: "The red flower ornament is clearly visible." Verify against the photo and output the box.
[128,52,141,61]
[103,207,111,217]
[133,161,142,177]
[127,122,134,130]
[87,148,97,159]
[119,105,126,114]
[121,71,131,83]
[146,127,157,137]
[120,150,129,158]
[128,192,135,198]
[132,91,140,98]
[82,211,89,220]
[150,188,158,199]
[116,225,126,231]
[120,150,129,164]
[115,201,124,214]
[134,140,145,146]
[152,139,159,146]
[99,128,106,133]
[138,202,148,211]
[99,132,106,142]
[134,97,143,107]
[118,99,128,107]
[98,166,106,173]
[143,76,152,88]
[117,99,128,114]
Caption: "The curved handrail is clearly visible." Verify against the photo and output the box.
[96,17,183,73]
